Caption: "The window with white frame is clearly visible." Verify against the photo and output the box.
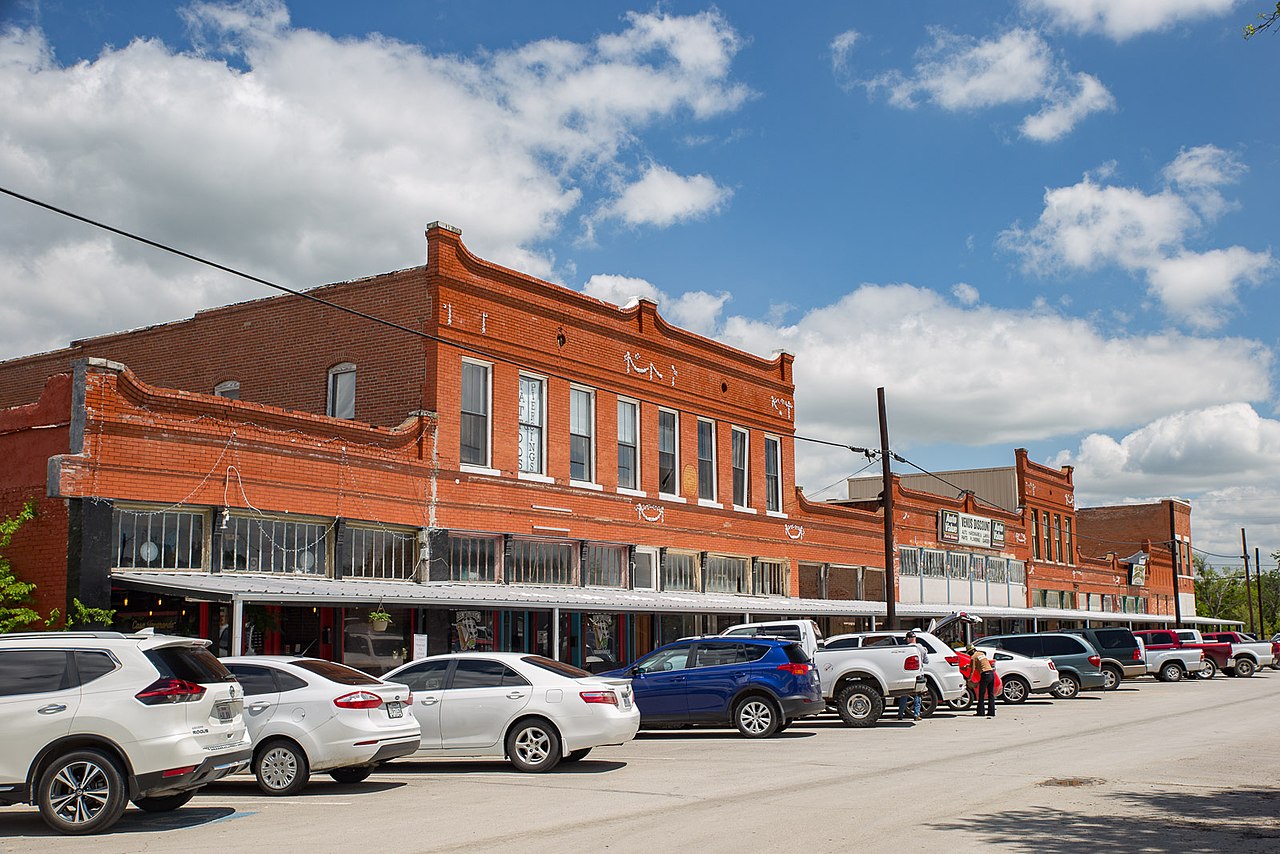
[753,559,788,596]
[946,552,969,579]
[460,360,491,467]
[731,427,749,507]
[617,399,639,490]
[898,547,920,577]
[213,380,240,400]
[327,363,356,419]
[1008,560,1026,584]
[969,553,986,581]
[584,544,627,588]
[508,539,576,585]
[697,418,716,500]
[449,533,500,582]
[764,435,782,512]
[658,409,678,495]
[221,514,328,575]
[344,525,418,580]
[569,386,595,482]
[112,507,205,570]
[986,556,1008,584]
[518,375,545,474]
[920,548,947,578]
[1063,518,1074,565]
[661,551,698,591]
[705,555,749,594]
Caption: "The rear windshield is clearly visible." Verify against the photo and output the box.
[147,645,236,683]
[522,656,592,679]
[783,643,811,664]
[293,659,381,685]
[1092,629,1137,650]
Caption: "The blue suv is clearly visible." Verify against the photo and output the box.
[604,637,823,738]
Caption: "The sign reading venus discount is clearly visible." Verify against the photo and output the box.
[938,510,1006,549]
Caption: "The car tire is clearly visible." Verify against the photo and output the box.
[37,749,128,835]
[1001,676,1030,704]
[835,682,884,728]
[733,695,781,738]
[563,748,592,762]
[918,685,940,718]
[1052,673,1081,699]
[1101,665,1123,691]
[1196,658,1217,679]
[132,790,197,812]
[1158,662,1184,683]
[328,766,374,784]
[1234,657,1256,678]
[947,687,974,712]
[255,739,310,796]
[506,718,562,772]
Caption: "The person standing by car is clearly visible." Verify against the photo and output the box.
[968,644,996,718]
[897,630,929,722]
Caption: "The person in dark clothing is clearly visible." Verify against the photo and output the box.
[968,643,996,718]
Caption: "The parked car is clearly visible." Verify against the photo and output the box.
[0,630,251,835]
[974,633,1106,699]
[721,619,824,659]
[1134,636,1205,681]
[387,652,639,770]
[606,637,821,738]
[221,656,419,795]
[1065,627,1144,690]
[1133,629,1231,679]
[1200,631,1275,676]
[812,638,924,727]
[950,647,1060,708]
[822,629,967,716]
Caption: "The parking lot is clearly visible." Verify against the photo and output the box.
[4,671,1279,853]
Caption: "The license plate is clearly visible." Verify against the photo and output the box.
[215,702,234,723]
[386,701,403,718]
[622,696,632,710]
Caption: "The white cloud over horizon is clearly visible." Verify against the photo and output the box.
[1020,0,1241,41]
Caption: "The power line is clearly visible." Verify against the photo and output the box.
[804,457,881,500]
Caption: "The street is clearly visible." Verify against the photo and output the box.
[4,672,1279,853]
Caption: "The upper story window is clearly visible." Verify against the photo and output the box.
[1041,511,1052,561]
[658,409,678,495]
[1031,509,1042,560]
[1053,514,1063,563]
[518,375,545,475]
[764,435,781,512]
[731,427,750,508]
[661,551,699,592]
[570,386,595,482]
[1063,518,1074,565]
[508,539,576,585]
[222,514,328,575]
[617,398,639,490]
[112,506,205,570]
[460,360,491,467]
[704,555,749,594]
[213,380,240,400]
[697,418,716,501]
[344,525,418,580]
[327,363,356,419]
[449,533,500,582]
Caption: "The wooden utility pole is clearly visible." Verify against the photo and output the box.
[1255,546,1266,638]
[1242,529,1256,635]
[878,387,897,630]
[1169,503,1183,627]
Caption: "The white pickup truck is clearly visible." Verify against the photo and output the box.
[1135,636,1205,681]
[1199,631,1276,677]
[721,620,921,728]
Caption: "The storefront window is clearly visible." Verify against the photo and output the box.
[661,551,699,591]
[112,507,205,570]
[584,613,620,673]
[705,555,749,593]
[508,539,576,585]
[449,534,499,582]
[584,544,626,588]
[222,514,329,575]
[449,609,496,652]
[343,607,409,676]
[344,525,418,580]
[898,547,920,577]
[753,559,788,596]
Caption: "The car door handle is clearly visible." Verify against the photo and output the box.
[246,702,271,712]
[37,704,67,715]
[419,697,439,706]
[506,691,528,700]
[734,672,748,678]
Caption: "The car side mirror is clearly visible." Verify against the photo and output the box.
[630,665,642,677]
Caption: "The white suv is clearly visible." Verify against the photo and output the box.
[0,631,251,834]
[821,630,967,716]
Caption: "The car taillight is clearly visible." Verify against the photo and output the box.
[777,663,811,675]
[1047,660,1057,670]
[334,691,383,710]
[1132,649,1142,661]
[580,691,618,705]
[135,677,206,705]
[905,655,920,671]
[1088,655,1101,668]
[945,655,960,666]
[406,691,413,706]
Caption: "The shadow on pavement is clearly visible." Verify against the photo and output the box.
[201,778,405,796]
[386,759,627,774]
[635,728,815,740]
[929,787,1280,853]
[0,807,241,838]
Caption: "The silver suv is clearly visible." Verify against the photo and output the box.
[0,630,251,834]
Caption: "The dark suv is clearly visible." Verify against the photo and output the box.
[975,633,1107,699]
[1065,627,1144,690]
[604,637,822,738]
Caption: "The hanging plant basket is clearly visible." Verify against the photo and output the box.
[369,610,393,632]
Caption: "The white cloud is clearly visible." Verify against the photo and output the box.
[862,27,1113,141]
[0,2,749,360]
[1020,0,1241,41]
[830,29,860,75]
[951,283,980,305]
[594,164,732,229]
[1000,149,1274,327]
[581,273,729,336]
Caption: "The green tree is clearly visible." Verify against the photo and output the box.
[0,501,42,632]
[1244,3,1280,38]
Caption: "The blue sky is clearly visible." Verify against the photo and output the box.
[1,1,1277,564]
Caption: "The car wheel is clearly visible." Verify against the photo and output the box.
[835,682,884,728]
[947,687,974,712]
[1196,658,1217,679]
[1159,662,1184,683]
[506,718,562,772]
[255,739,310,796]
[1001,676,1030,704]
[1051,674,1081,699]
[918,686,940,718]
[734,695,781,738]
[1234,657,1256,678]
[1101,665,1123,691]
[37,749,128,835]
[132,790,197,812]
[563,748,592,762]
[328,766,374,785]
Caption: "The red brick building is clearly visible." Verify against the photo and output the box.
[0,223,892,672]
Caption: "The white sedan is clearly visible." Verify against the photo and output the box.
[222,656,421,795]
[384,652,640,772]
[950,648,1059,709]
